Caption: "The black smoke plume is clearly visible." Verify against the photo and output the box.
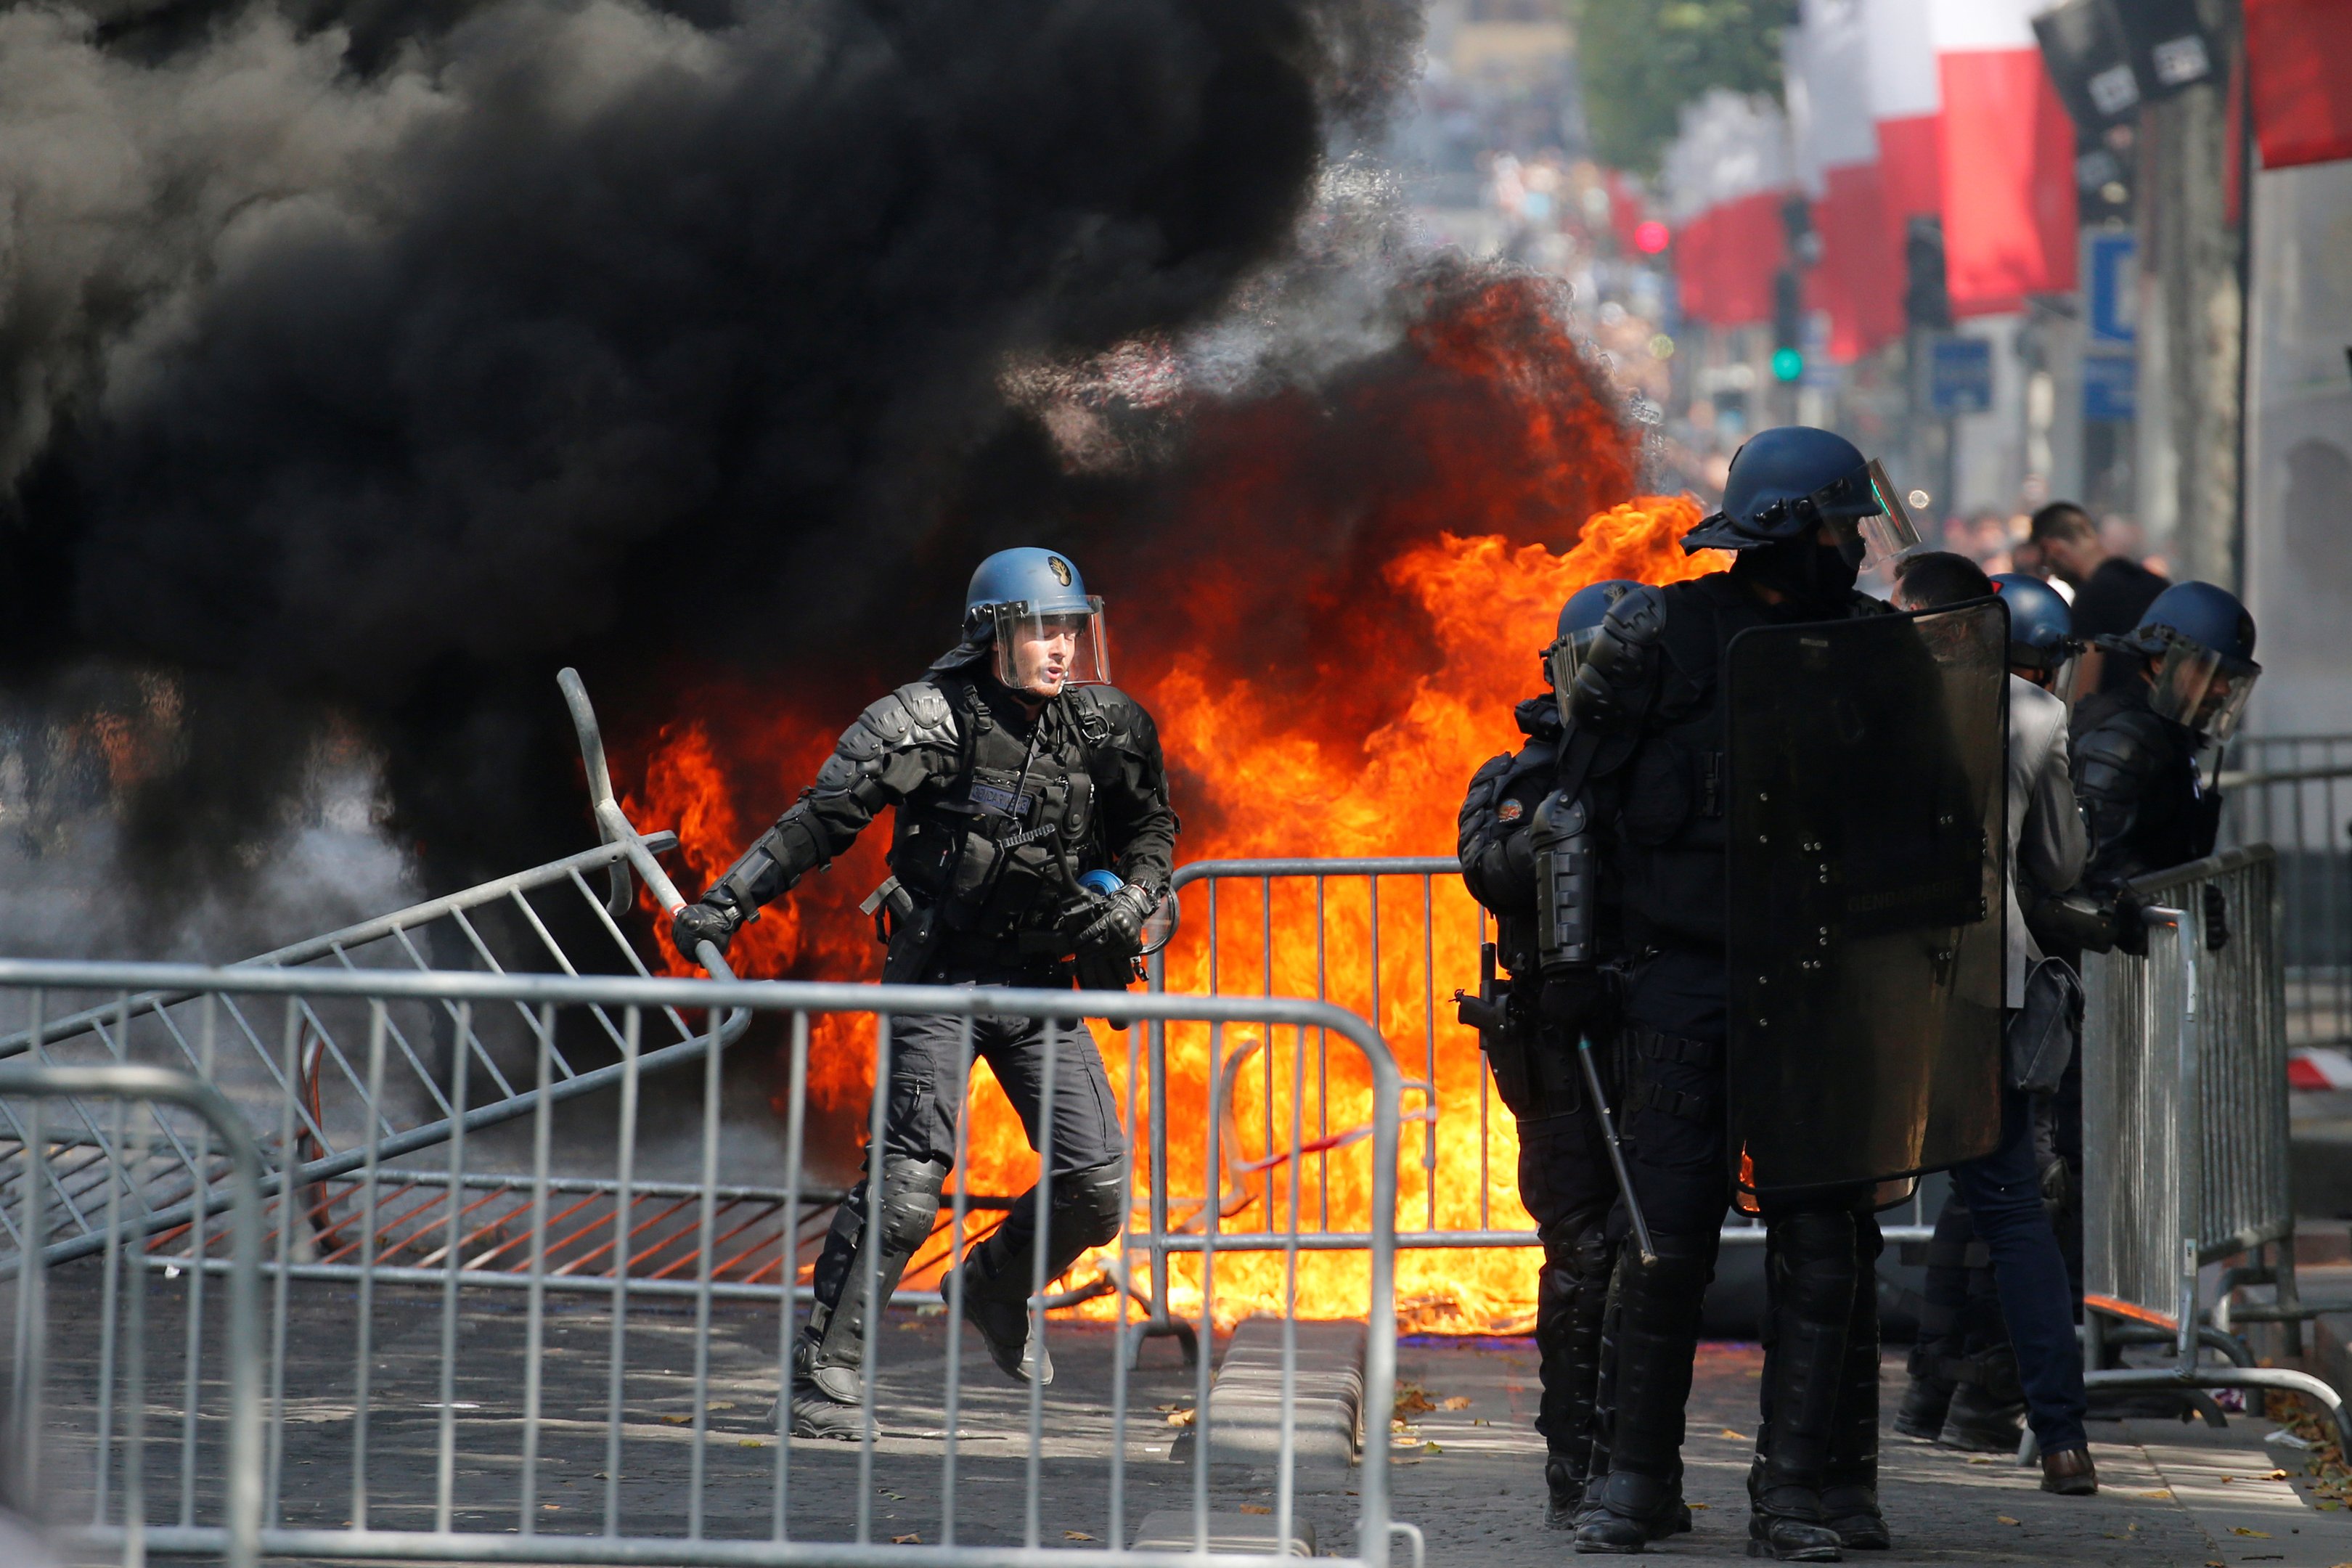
[0,0,1419,916]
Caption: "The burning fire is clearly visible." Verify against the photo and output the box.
[622,275,1728,1331]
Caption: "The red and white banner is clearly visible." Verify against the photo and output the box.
[1928,0,2078,313]
[1865,0,1943,249]
[1660,91,1794,328]
[1789,0,1905,359]
[2246,0,2352,170]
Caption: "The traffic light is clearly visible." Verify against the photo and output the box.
[1904,216,1953,332]
[1772,268,1804,381]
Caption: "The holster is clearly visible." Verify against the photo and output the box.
[881,902,946,984]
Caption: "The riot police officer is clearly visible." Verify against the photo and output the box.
[2073,581,2261,902]
[1458,580,1640,1530]
[672,547,1179,1439]
[1565,428,1932,1560]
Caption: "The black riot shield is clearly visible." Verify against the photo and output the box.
[1725,600,2008,1193]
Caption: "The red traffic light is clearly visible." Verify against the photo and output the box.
[1633,220,1670,255]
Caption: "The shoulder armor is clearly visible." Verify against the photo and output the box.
[1567,584,1667,732]
[1064,684,1158,752]
[1458,751,1515,860]
[2073,709,2173,802]
[814,681,960,792]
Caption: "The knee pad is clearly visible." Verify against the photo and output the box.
[878,1157,950,1253]
[1050,1161,1130,1249]
[1771,1210,1859,1321]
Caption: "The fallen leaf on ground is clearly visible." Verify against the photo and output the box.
[1442,1396,1472,1410]
[739,1439,763,1449]
[1967,1457,1998,1466]
[2267,1469,2289,1480]
[1421,1441,1442,1455]
[1997,1516,2020,1526]
[1167,1409,1196,1427]
[1064,1531,1096,1540]
[2231,1527,2272,1538]
[660,1415,691,1425]
[1720,1429,1747,1440]
[881,1490,905,1500]
[1394,1386,1438,1420]
[1688,1503,1710,1511]
[891,1533,920,1545]
[1241,1505,1273,1516]
[2141,1489,2173,1499]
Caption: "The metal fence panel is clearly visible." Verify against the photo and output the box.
[1,1061,265,1568]
[0,961,1405,1568]
[2083,846,2290,1323]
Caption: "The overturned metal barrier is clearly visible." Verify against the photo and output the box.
[2080,845,2351,1441]
[1,960,1410,1567]
[0,668,746,1286]
[1,1060,265,1568]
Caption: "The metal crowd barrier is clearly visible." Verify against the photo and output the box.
[2220,735,2352,1048]
[2,1060,265,1568]
[0,960,1411,1567]
[2078,846,2352,1442]
[1128,857,1937,1350]
[0,668,753,1290]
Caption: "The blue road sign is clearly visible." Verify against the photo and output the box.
[2083,350,2136,421]
[2086,232,2136,347]
[1927,335,1994,416]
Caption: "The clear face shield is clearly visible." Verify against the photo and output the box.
[1545,627,1603,717]
[988,597,1110,695]
[2146,638,2260,743]
[1851,459,1925,570]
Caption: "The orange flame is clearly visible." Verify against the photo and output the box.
[619,277,1731,1329]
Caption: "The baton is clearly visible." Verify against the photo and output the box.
[1577,1034,1657,1267]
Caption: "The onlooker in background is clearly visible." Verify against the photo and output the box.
[2028,503,2168,696]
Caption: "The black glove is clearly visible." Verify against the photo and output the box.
[2109,886,2149,957]
[1069,882,1156,959]
[672,898,743,958]
[1536,969,1610,1034]
[2203,883,2231,952]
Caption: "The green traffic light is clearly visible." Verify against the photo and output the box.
[1771,347,1805,382]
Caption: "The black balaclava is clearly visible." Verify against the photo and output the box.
[1732,534,1864,613]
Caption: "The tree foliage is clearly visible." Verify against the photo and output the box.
[1568,0,1797,173]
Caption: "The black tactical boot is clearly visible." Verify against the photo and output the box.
[1575,1469,1686,1553]
[1747,1209,1859,1562]
[1538,1220,1613,1530]
[1823,1226,1889,1551]
[1892,1373,1953,1441]
[939,1262,1053,1386]
[1937,1353,2026,1453]
[785,1375,867,1440]
[1546,1454,1586,1531]
[1573,1235,1712,1555]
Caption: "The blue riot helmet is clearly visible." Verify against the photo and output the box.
[940,547,1110,694]
[1544,579,1640,707]
[2099,581,2261,741]
[1681,425,1922,569]
[1989,573,2081,695]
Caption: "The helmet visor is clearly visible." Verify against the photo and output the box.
[2147,638,2259,741]
[1856,460,1924,569]
[1545,627,1603,719]
[989,597,1110,694]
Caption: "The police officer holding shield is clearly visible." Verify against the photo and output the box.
[1565,428,2006,1561]
[1458,581,1644,1531]
[673,547,1179,1438]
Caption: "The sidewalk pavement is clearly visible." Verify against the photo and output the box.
[1387,1334,2352,1565]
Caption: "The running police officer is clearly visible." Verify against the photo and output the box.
[672,547,1179,1439]
[1566,428,2005,1561]
[2073,582,2261,905]
[1458,581,1641,1531]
